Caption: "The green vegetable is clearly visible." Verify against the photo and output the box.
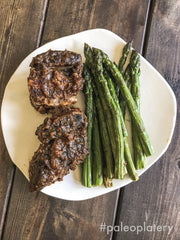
[130,50,146,169]
[103,168,113,187]
[93,48,124,179]
[120,64,131,116]
[118,41,132,72]
[102,51,154,157]
[93,86,114,179]
[84,44,116,173]
[84,43,124,179]
[103,68,138,181]
[92,106,103,186]
[81,64,93,187]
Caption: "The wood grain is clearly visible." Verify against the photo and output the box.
[115,0,180,239]
[1,0,151,239]
[2,170,120,240]
[42,0,150,50]
[0,0,48,238]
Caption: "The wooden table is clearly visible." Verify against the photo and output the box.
[0,0,179,239]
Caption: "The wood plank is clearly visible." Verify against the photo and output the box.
[0,0,48,238]
[2,0,150,239]
[42,0,149,49]
[115,0,180,239]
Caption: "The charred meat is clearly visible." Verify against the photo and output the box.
[28,50,84,113]
[29,108,88,191]
[36,107,87,144]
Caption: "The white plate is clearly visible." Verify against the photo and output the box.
[1,29,177,201]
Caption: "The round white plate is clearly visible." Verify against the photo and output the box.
[1,29,177,200]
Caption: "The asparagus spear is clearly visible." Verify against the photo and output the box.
[118,41,132,72]
[93,48,124,179]
[103,168,113,187]
[119,64,132,117]
[103,69,138,181]
[82,64,93,187]
[95,86,117,174]
[103,69,127,137]
[123,64,131,87]
[130,50,141,108]
[102,51,154,157]
[84,44,124,179]
[130,50,146,169]
[93,86,114,179]
[114,42,132,100]
[84,44,117,172]
[92,105,103,186]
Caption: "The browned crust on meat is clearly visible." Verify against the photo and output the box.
[36,107,87,144]
[29,108,88,192]
[28,49,84,113]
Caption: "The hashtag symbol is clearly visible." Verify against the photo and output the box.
[99,222,106,232]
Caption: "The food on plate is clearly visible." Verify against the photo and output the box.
[27,49,88,192]
[81,64,93,187]
[27,49,84,113]
[102,49,154,157]
[129,50,146,169]
[29,107,88,191]
[28,42,154,192]
[82,42,153,188]
[36,107,87,144]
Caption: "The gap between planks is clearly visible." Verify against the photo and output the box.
[36,0,49,48]
[0,166,15,240]
[112,0,156,239]
[0,1,50,239]
[1,1,156,239]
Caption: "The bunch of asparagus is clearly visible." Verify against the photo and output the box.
[82,42,154,187]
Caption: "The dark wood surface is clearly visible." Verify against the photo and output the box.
[115,1,180,240]
[0,0,179,239]
[0,0,47,237]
